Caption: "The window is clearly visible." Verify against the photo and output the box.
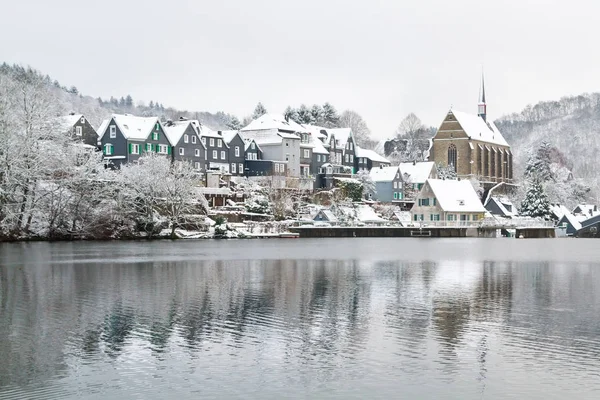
[323,155,327,162]
[210,138,215,147]
[80,117,85,124]
[202,137,206,145]
[252,153,257,160]
[350,155,353,162]
[195,149,200,157]
[430,214,440,221]
[447,214,456,221]
[146,143,152,152]
[179,148,184,155]
[75,126,82,136]
[280,164,285,173]
[195,162,200,170]
[345,154,349,163]
[221,151,226,160]
[433,198,437,206]
[421,198,430,206]
[157,144,169,154]
[212,150,217,159]
[104,143,113,155]
[393,192,398,199]
[129,143,140,155]
[217,139,222,148]
[192,135,196,144]
[239,163,243,174]
[285,141,289,147]
[251,142,255,149]
[235,146,240,157]
[275,163,280,173]
[316,154,320,162]
[448,144,457,172]
[472,214,480,221]
[155,123,160,131]
[350,142,353,150]
[184,134,189,143]
[231,163,236,173]
[286,154,289,161]
[414,214,418,221]
[152,132,159,140]
[304,149,310,158]
[460,214,469,221]
[109,125,116,138]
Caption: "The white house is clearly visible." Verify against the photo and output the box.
[410,179,486,225]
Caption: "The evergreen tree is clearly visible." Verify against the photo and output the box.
[252,102,267,119]
[322,102,340,128]
[68,86,79,95]
[125,95,133,107]
[525,141,555,182]
[149,100,155,109]
[119,96,126,107]
[310,104,323,125]
[520,180,552,219]
[296,104,313,124]
[437,163,457,180]
[110,96,118,106]
[226,115,242,130]
[284,106,299,122]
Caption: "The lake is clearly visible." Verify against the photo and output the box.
[1,238,600,399]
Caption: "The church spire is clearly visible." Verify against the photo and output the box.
[478,69,487,122]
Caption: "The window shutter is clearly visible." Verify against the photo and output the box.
[167,146,171,155]
[128,143,132,154]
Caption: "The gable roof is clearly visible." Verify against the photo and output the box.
[326,128,353,149]
[550,204,571,220]
[56,114,83,132]
[163,120,197,146]
[399,161,436,184]
[449,110,509,147]
[96,119,109,139]
[370,166,400,182]
[559,212,584,231]
[99,114,162,142]
[355,147,390,163]
[221,130,242,145]
[311,134,329,155]
[425,179,486,213]
[314,209,338,222]
[240,129,299,146]
[244,138,262,152]
[485,197,515,217]
[573,204,599,217]
[241,113,308,133]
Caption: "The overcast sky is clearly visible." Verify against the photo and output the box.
[2,0,599,138]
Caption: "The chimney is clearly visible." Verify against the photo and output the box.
[413,160,416,166]
[69,112,75,116]
[379,164,383,169]
[217,130,223,136]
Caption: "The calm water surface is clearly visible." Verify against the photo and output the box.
[1,238,600,399]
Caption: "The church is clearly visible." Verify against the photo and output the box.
[429,76,513,186]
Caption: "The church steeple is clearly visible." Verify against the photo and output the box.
[478,70,487,122]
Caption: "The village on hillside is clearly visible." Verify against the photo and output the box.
[45,76,597,240]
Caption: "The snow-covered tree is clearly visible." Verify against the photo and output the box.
[310,104,323,125]
[520,180,552,219]
[226,115,242,130]
[437,163,457,180]
[284,106,299,123]
[525,141,555,183]
[296,104,313,125]
[252,102,267,120]
[339,110,371,147]
[356,170,376,199]
[321,102,340,128]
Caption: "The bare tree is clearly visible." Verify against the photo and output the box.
[339,110,371,147]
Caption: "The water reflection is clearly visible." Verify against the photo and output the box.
[1,241,600,399]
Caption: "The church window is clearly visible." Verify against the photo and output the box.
[448,144,457,172]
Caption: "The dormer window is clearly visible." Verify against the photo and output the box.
[458,200,465,206]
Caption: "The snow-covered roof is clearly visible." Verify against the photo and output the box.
[573,204,599,217]
[314,209,338,222]
[392,210,412,224]
[240,129,299,146]
[399,161,435,184]
[559,212,583,231]
[221,130,241,144]
[163,120,198,146]
[356,205,385,223]
[369,166,400,182]
[103,114,160,142]
[425,179,486,213]
[241,114,308,133]
[485,197,515,217]
[550,204,570,220]
[450,110,509,147]
[355,147,390,163]
[302,124,329,140]
[244,138,262,152]
[199,125,223,139]
[311,133,329,155]
[56,114,83,132]
[96,119,109,138]
[327,128,352,149]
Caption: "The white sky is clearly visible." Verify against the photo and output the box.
[2,0,599,139]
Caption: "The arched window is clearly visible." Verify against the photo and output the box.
[447,144,457,172]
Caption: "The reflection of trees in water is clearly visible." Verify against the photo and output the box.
[102,303,136,356]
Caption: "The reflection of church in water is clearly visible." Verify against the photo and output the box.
[429,75,514,187]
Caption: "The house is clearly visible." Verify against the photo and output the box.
[399,161,438,205]
[303,125,331,187]
[244,139,262,161]
[221,130,246,176]
[575,214,600,238]
[369,166,403,203]
[56,113,98,147]
[163,119,207,171]
[429,75,513,186]
[315,163,352,189]
[355,147,391,171]
[97,114,172,167]
[244,160,288,177]
[326,128,357,172]
[411,179,486,225]
[484,197,516,218]
[557,212,585,236]
[313,209,338,224]
[240,114,302,177]
[200,127,229,173]
[572,204,599,218]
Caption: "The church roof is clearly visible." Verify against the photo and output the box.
[449,110,509,147]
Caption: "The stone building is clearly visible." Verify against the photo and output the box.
[429,76,513,186]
